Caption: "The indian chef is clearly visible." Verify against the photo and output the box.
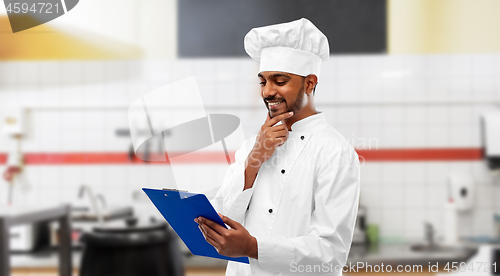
[195,18,361,276]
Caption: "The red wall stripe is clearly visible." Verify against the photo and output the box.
[0,148,483,165]
[356,148,483,161]
[21,152,235,165]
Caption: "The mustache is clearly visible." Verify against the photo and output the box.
[264,96,285,102]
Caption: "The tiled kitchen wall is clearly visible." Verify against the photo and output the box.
[0,54,499,242]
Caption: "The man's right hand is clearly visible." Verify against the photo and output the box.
[243,111,293,190]
[250,111,293,165]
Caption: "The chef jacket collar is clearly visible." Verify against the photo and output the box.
[290,112,325,132]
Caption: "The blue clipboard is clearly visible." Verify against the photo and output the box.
[142,188,249,264]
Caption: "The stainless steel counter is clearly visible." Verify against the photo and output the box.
[347,243,478,266]
[0,205,72,276]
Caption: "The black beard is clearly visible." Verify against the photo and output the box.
[267,80,305,119]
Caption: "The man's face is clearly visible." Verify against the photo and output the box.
[258,71,306,119]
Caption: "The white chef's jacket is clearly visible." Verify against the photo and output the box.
[211,113,360,275]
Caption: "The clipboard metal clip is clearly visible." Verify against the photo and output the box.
[162,188,189,193]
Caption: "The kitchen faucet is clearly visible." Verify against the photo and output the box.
[424,222,435,247]
[78,184,104,225]
[95,194,106,209]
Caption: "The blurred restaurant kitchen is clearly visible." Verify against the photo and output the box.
[1,0,500,275]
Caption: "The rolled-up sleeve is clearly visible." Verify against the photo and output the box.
[255,146,360,275]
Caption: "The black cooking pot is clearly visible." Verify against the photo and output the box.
[79,218,184,276]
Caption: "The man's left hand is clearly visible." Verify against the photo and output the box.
[195,214,258,259]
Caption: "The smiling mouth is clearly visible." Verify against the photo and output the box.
[267,100,284,109]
